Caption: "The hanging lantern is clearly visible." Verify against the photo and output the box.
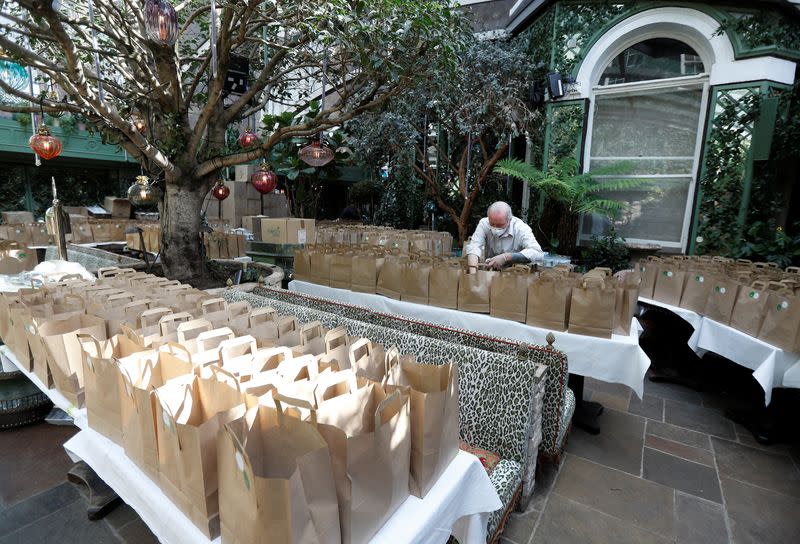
[212,180,230,201]
[132,115,147,134]
[0,59,28,104]
[127,175,162,207]
[298,140,334,167]
[144,0,178,47]
[250,162,278,194]
[237,127,260,148]
[29,124,63,160]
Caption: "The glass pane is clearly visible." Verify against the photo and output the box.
[581,177,692,243]
[599,38,705,86]
[583,87,703,245]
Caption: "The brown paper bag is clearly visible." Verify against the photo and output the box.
[322,327,354,371]
[70,220,94,243]
[313,380,410,544]
[247,308,280,348]
[39,314,108,407]
[679,270,713,313]
[199,298,229,328]
[385,358,459,498]
[90,220,114,243]
[310,248,333,287]
[293,247,312,281]
[703,276,740,325]
[613,270,641,336]
[729,281,770,337]
[154,374,246,538]
[569,277,616,338]
[637,257,661,299]
[29,222,53,245]
[218,399,342,544]
[329,250,353,290]
[526,273,573,331]
[758,284,800,351]
[78,333,147,444]
[347,339,386,382]
[376,252,405,300]
[401,255,433,305]
[428,259,461,309]
[652,265,686,307]
[351,250,385,294]
[490,266,534,322]
[457,266,497,313]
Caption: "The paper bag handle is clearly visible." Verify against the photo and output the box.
[201,297,227,314]
[159,312,193,336]
[161,342,194,366]
[219,335,258,365]
[208,364,242,392]
[139,307,172,328]
[62,293,86,306]
[196,327,236,352]
[221,423,257,496]
[249,307,277,326]
[348,338,372,366]
[324,326,348,352]
[300,321,324,345]
[253,346,293,372]
[176,319,213,343]
[313,371,359,405]
[785,266,800,274]
[373,390,402,442]
[121,324,144,346]
[76,333,104,372]
[273,393,318,426]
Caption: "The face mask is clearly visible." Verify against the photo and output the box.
[491,226,507,237]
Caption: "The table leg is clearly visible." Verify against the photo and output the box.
[569,374,603,435]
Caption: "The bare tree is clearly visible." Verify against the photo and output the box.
[0,0,468,279]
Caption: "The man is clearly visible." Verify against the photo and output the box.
[466,201,543,271]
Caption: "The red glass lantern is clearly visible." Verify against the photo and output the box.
[237,128,260,149]
[29,125,63,160]
[212,181,230,201]
[250,163,277,194]
[298,139,334,167]
[132,115,146,134]
[144,0,178,47]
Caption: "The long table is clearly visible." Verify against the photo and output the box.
[288,280,651,398]
[0,345,500,544]
[639,297,800,404]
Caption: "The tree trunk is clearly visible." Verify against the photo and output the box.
[556,212,581,257]
[160,180,205,281]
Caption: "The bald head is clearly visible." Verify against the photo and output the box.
[487,201,512,229]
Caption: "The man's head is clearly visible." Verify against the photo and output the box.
[487,201,512,233]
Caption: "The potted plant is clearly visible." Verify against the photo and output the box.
[494,157,649,256]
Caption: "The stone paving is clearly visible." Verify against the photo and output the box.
[1,372,798,543]
[501,374,800,544]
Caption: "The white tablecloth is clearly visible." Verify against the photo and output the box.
[638,298,800,404]
[2,343,499,544]
[64,429,499,544]
[289,280,651,398]
[0,345,87,429]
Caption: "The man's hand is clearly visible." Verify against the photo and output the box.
[485,253,511,270]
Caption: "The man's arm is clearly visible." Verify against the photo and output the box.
[465,220,488,271]
[517,222,545,262]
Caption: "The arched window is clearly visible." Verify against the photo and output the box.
[581,37,709,250]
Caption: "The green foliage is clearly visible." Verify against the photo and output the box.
[495,157,648,219]
[348,179,383,206]
[735,221,800,268]
[56,114,78,140]
[580,227,631,273]
[716,11,800,54]
[373,163,425,229]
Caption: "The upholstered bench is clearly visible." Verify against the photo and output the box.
[221,289,546,542]
[251,286,575,468]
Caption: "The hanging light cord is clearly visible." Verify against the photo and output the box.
[320,54,327,144]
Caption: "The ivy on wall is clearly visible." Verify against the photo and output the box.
[718,11,800,56]
[552,1,629,75]
[695,88,760,256]
[547,102,585,166]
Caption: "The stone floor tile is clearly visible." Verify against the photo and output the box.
[532,493,670,544]
[645,435,714,467]
[589,390,631,413]
[0,499,119,544]
[627,394,664,421]
[500,507,539,544]
[565,408,645,475]
[721,476,800,544]
[711,437,800,499]
[585,378,633,399]
[528,463,558,514]
[734,424,791,455]
[0,424,78,507]
[642,448,722,503]
[646,420,711,451]
[552,455,675,539]
[116,518,159,544]
[101,503,139,531]
[0,483,80,537]
[643,378,704,406]
[674,492,729,544]
[663,400,736,439]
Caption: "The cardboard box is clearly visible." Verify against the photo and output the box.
[241,215,268,240]
[260,219,288,245]
[287,219,315,245]
[104,197,132,219]
[1,211,34,224]
[64,206,88,216]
